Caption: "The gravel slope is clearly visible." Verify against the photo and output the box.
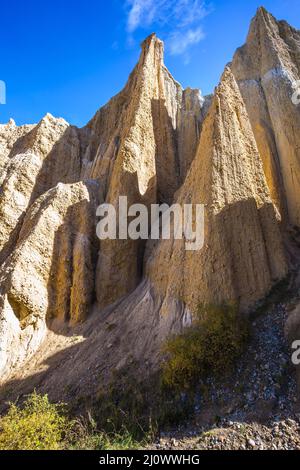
[150,299,300,450]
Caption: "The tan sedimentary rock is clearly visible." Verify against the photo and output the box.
[0,8,299,393]
[0,34,206,379]
[231,6,300,395]
[94,34,208,308]
[84,35,207,202]
[147,67,288,314]
[232,7,300,225]
[0,181,100,379]
[177,88,212,180]
[0,152,41,264]
[0,119,34,178]
[0,114,84,264]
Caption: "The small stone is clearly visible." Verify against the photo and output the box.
[171,439,179,447]
[248,439,256,448]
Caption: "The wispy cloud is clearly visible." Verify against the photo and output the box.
[174,0,209,27]
[167,27,205,56]
[126,0,211,57]
[127,0,158,33]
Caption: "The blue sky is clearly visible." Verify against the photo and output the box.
[0,0,299,127]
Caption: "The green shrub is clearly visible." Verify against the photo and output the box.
[67,414,141,450]
[0,392,69,450]
[162,303,249,391]
[0,392,142,451]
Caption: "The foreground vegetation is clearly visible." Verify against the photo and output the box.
[0,303,249,450]
[92,303,249,441]
[162,303,249,390]
[0,392,142,450]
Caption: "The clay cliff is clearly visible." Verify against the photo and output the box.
[231,7,300,225]
[0,7,299,398]
[147,66,287,315]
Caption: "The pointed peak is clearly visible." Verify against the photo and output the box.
[7,118,16,127]
[253,6,276,26]
[213,65,244,109]
[39,113,68,127]
[141,33,162,47]
[256,6,269,17]
[140,33,164,62]
[41,112,55,122]
[218,65,237,89]
[31,114,69,136]
[245,6,279,51]
[222,64,234,78]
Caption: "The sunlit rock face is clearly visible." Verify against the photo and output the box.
[0,8,299,391]
[147,66,287,315]
[232,7,300,226]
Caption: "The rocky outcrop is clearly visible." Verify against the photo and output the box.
[147,67,288,314]
[232,7,300,226]
[0,181,100,380]
[92,34,209,308]
[0,33,207,379]
[0,114,85,264]
[0,119,34,178]
[0,8,299,393]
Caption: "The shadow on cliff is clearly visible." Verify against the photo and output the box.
[45,196,98,330]
[0,124,90,267]
[1,116,298,433]
[151,99,181,205]
[151,96,203,205]
[45,167,156,335]
[0,280,168,414]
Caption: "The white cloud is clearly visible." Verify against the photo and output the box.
[126,0,211,55]
[167,27,205,56]
[174,0,209,27]
[127,0,161,33]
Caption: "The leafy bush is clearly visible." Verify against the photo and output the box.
[162,303,249,391]
[0,392,142,451]
[0,392,68,450]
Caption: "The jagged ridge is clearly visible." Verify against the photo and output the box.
[0,8,299,397]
